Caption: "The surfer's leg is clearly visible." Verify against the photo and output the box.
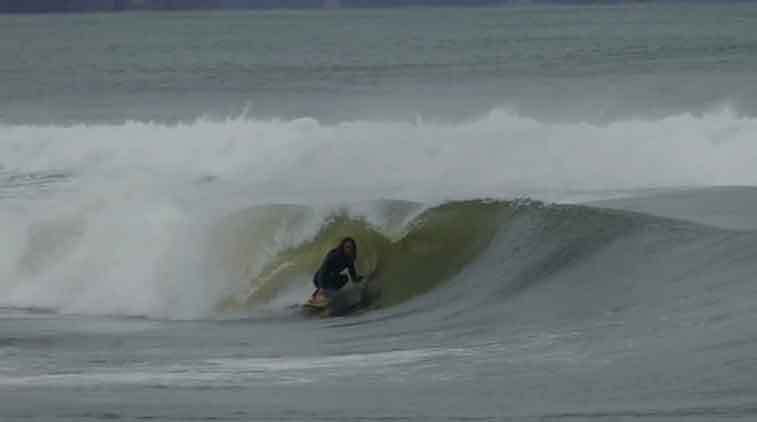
[319,274,349,292]
[332,274,349,290]
[312,274,349,302]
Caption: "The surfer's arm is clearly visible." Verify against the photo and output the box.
[348,262,363,283]
[315,249,337,286]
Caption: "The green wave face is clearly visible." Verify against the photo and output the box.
[218,200,511,311]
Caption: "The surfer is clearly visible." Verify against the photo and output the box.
[310,237,364,303]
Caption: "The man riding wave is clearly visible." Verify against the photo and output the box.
[310,237,364,303]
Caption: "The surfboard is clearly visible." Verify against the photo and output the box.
[303,276,379,317]
[303,298,329,311]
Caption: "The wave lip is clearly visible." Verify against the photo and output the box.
[2,108,757,204]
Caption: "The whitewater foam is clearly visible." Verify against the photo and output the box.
[3,108,757,202]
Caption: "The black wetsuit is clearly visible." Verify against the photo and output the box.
[313,248,358,291]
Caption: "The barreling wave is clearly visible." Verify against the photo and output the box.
[5,192,757,320]
[218,200,508,311]
[214,196,751,318]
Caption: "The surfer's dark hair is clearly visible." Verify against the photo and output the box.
[339,237,357,260]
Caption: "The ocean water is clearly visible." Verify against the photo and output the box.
[2,4,757,421]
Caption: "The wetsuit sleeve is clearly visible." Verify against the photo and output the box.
[347,260,359,282]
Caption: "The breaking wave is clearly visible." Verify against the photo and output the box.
[2,108,757,318]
